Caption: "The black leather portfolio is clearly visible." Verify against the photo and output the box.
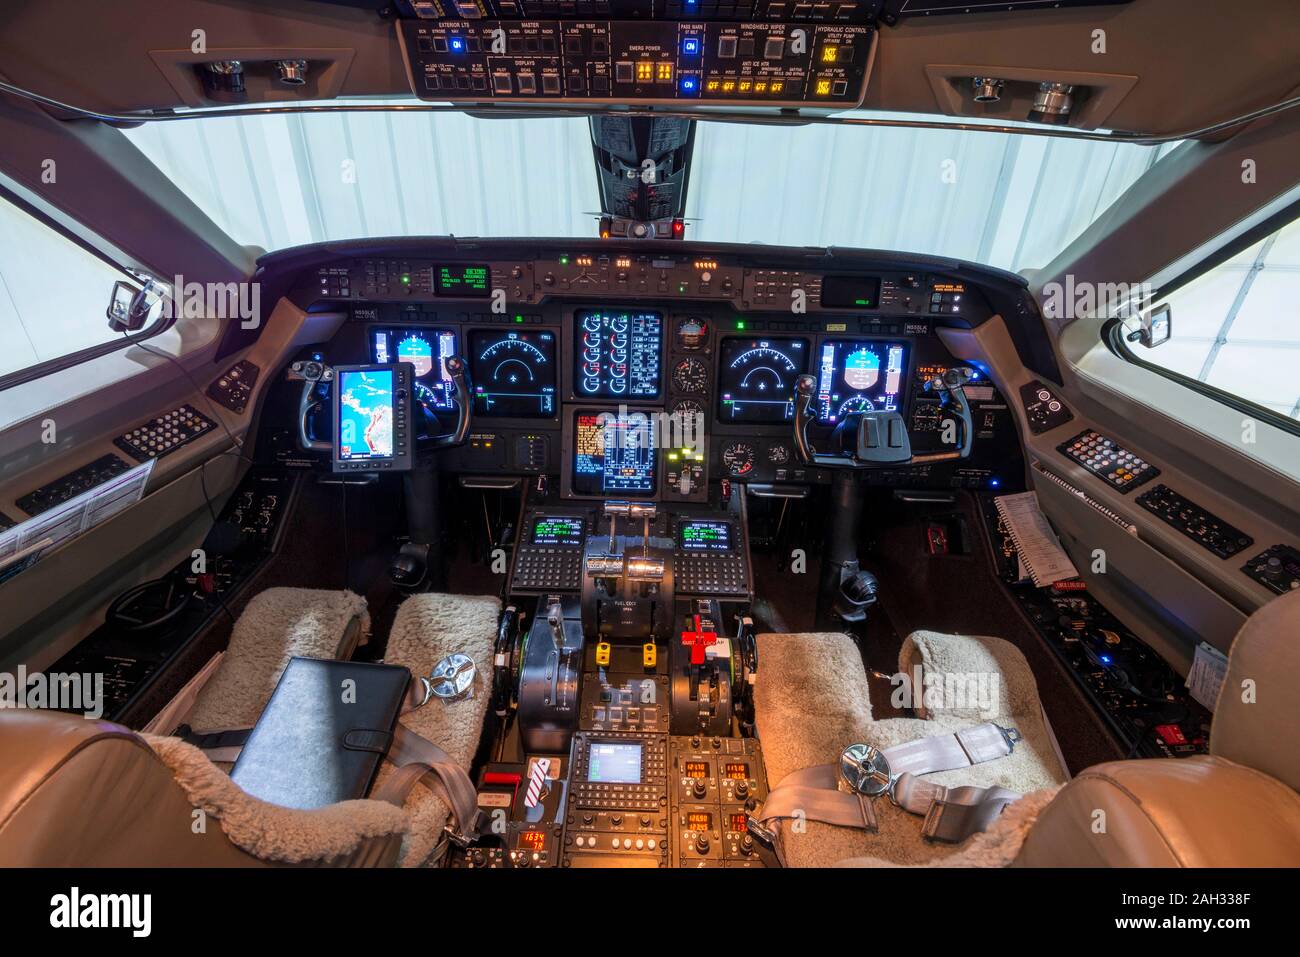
[230,656,411,809]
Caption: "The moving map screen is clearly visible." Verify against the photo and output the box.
[335,368,396,461]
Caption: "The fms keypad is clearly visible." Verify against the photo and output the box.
[115,405,217,462]
[512,548,582,590]
[675,554,748,596]
[1058,429,1159,493]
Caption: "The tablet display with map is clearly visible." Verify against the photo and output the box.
[332,363,414,472]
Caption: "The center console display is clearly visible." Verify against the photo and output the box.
[469,329,557,417]
[679,520,733,552]
[575,309,663,399]
[813,339,909,423]
[371,327,457,419]
[587,742,642,784]
[572,410,658,497]
[332,363,413,472]
[717,337,809,423]
[532,515,584,547]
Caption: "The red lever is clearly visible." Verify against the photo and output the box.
[681,614,717,666]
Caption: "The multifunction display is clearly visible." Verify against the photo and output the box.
[572,411,658,497]
[679,520,733,552]
[469,329,557,417]
[575,309,663,399]
[813,339,909,423]
[332,363,413,472]
[717,337,809,423]
[821,275,882,309]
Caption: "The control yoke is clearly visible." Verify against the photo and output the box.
[792,367,977,469]
[288,356,472,453]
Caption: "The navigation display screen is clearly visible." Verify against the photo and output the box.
[575,309,663,399]
[371,328,457,427]
[572,411,657,497]
[717,337,809,423]
[532,515,584,547]
[469,329,557,417]
[435,264,490,297]
[335,368,395,461]
[679,520,733,552]
[587,742,642,784]
[813,340,910,423]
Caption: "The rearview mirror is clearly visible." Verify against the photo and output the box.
[1138,302,1172,349]
[106,278,165,333]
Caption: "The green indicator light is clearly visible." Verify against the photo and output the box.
[402,275,411,284]
[559,256,570,265]
[514,315,524,322]
[736,320,746,329]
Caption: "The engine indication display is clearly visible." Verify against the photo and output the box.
[469,329,556,418]
[814,340,910,423]
[717,338,810,423]
[572,410,657,498]
[575,309,663,400]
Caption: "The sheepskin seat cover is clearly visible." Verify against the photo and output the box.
[144,734,408,865]
[755,629,1067,867]
[369,592,501,866]
[186,588,369,732]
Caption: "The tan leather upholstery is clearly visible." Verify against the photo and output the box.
[0,710,400,867]
[1209,589,1300,791]
[1018,590,1300,867]
[1016,755,1300,866]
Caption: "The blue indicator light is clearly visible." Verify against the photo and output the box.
[680,76,698,94]
[989,478,1000,487]
[1100,655,1112,665]
[449,36,465,52]
[682,37,701,55]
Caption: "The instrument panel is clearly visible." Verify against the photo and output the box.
[303,247,1018,495]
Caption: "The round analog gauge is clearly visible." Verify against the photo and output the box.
[675,317,709,350]
[672,357,709,393]
[722,442,755,476]
[671,398,706,422]
[767,444,791,465]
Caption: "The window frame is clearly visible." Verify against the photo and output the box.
[1104,196,1300,440]
[0,184,177,393]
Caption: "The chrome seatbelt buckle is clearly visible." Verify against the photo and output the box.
[746,813,777,845]
[444,809,485,849]
[839,743,892,797]
[995,724,1022,753]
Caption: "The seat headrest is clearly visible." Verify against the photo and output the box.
[1211,588,1300,790]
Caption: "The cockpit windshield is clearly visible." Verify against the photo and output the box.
[122,102,1180,272]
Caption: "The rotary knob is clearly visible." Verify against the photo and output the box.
[734,780,750,799]
[695,835,711,853]
[691,780,707,799]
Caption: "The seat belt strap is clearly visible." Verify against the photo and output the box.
[891,773,1020,843]
[752,723,1021,855]
[372,723,484,850]
[883,722,1017,775]
[175,725,251,763]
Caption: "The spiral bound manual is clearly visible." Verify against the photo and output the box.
[994,491,1080,587]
